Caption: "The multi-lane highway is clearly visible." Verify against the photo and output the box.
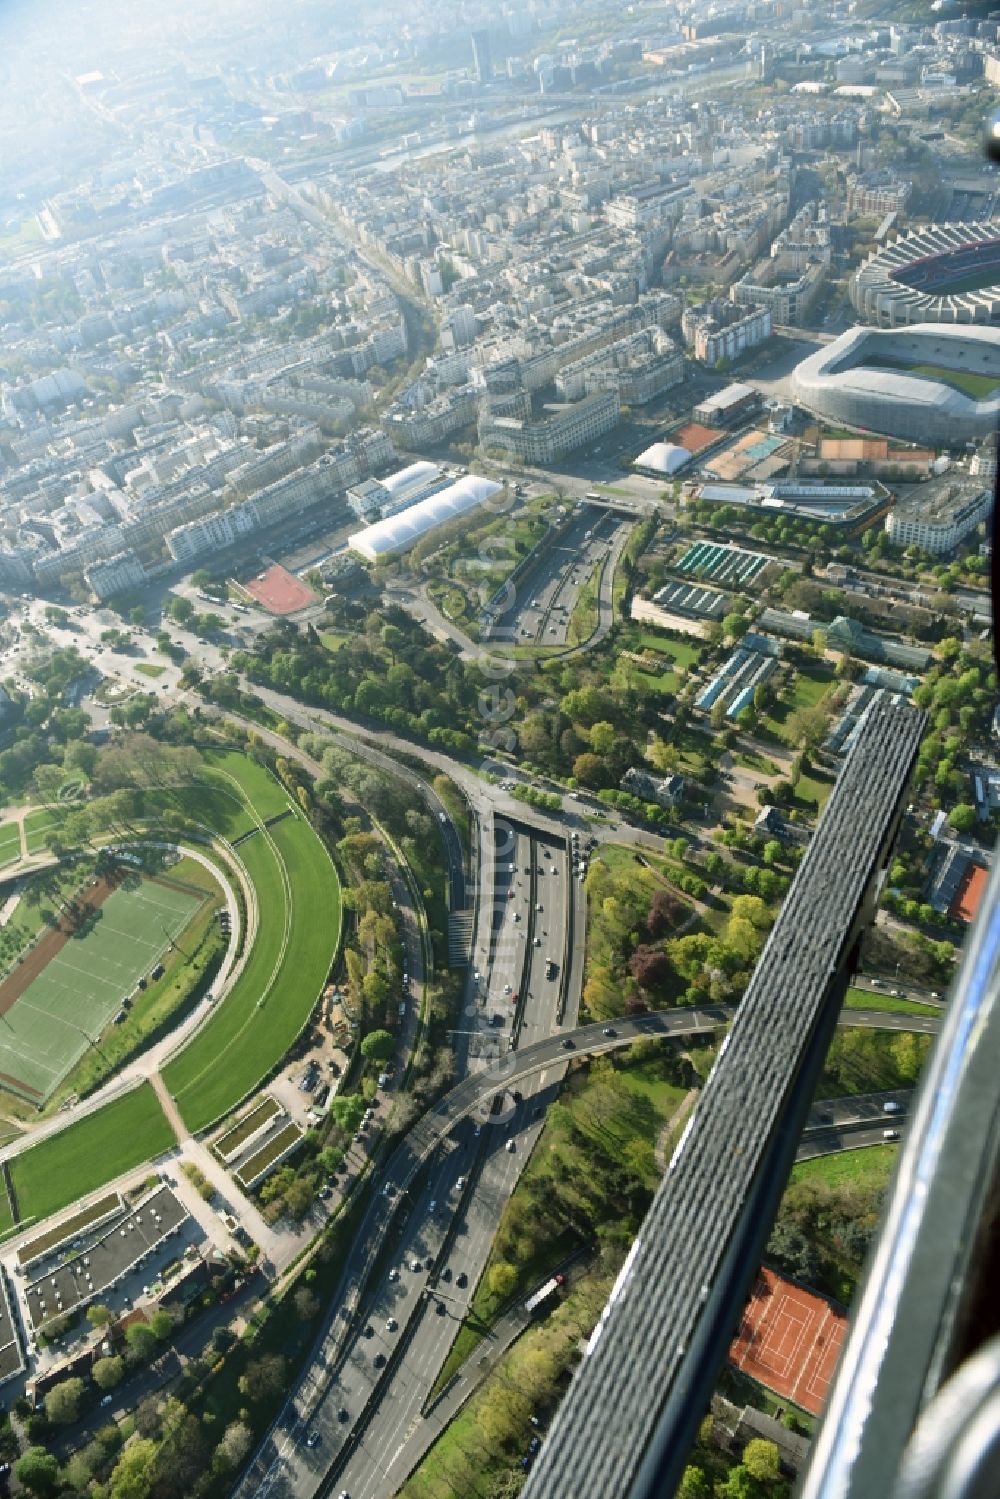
[483,507,625,650]
[238,986,935,1499]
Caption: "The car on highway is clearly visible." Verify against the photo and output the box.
[474,1124,482,1137]
[602,1026,617,1037]
[883,1129,901,1141]
[455,1176,466,1191]
[562,1038,575,1049]
[506,1139,516,1152]
[883,1101,902,1114]
[429,1199,437,1213]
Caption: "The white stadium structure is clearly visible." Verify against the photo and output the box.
[851,223,1000,326]
[349,474,503,561]
[790,323,1000,446]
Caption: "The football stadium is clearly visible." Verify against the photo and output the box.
[851,223,1000,326]
[790,323,1000,445]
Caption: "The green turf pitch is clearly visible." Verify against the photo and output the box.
[0,877,202,1103]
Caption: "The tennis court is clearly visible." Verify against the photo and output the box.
[0,875,203,1103]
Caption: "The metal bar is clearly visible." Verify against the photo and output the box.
[800,843,1000,1499]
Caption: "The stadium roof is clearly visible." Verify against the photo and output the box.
[635,441,692,475]
[381,460,441,497]
[852,221,1000,325]
[349,475,502,560]
[791,323,1000,445]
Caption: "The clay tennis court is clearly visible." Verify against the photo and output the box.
[951,862,988,924]
[729,1267,847,1417]
[241,563,317,615]
[674,422,720,454]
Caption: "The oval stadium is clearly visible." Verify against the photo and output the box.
[851,223,1000,326]
[791,323,1000,445]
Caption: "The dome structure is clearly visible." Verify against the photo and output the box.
[634,441,692,475]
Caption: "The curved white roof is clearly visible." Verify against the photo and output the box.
[635,441,691,475]
[791,323,1000,445]
[382,460,441,497]
[350,475,502,561]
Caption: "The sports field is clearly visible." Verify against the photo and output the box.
[729,1266,847,1417]
[0,876,203,1103]
[865,356,1000,400]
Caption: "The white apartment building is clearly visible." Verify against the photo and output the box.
[682,300,772,365]
[885,482,991,555]
[167,506,258,564]
[86,551,147,601]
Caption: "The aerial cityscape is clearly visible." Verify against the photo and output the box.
[0,0,994,1495]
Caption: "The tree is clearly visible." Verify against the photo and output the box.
[45,1376,84,1424]
[129,606,146,627]
[214,1420,254,1472]
[949,803,976,833]
[677,1467,712,1499]
[743,1437,781,1481]
[239,1353,287,1403]
[590,720,617,756]
[360,1028,394,1064]
[93,1356,125,1390]
[647,888,686,937]
[109,1437,157,1499]
[15,1448,60,1496]
[125,1322,158,1361]
[294,1287,320,1321]
[87,1303,112,1328]
[628,945,671,990]
[572,752,608,789]
[486,1261,518,1300]
[149,1308,174,1340]
[720,1465,765,1499]
[787,703,829,751]
[168,595,194,625]
[477,1385,530,1451]
[723,612,748,639]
